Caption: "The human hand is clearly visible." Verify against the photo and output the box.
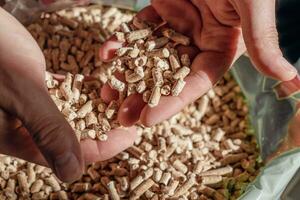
[0,7,136,182]
[99,0,298,127]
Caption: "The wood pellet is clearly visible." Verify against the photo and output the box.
[0,5,262,200]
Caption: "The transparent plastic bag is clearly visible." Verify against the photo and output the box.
[3,0,90,24]
[231,55,300,200]
[2,0,148,24]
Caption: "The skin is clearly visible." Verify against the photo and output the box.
[99,0,299,127]
[0,7,137,182]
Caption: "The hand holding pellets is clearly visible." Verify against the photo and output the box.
[107,17,192,107]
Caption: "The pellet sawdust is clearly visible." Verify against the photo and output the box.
[0,5,262,200]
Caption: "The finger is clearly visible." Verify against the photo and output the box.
[152,0,202,46]
[0,111,47,166]
[0,127,48,166]
[236,0,297,81]
[81,127,137,165]
[273,75,300,99]
[136,5,163,23]
[177,45,200,60]
[99,36,123,61]
[101,84,119,103]
[140,51,232,126]
[204,0,240,27]
[118,94,146,127]
[25,91,83,182]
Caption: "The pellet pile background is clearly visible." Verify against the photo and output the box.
[0,5,262,200]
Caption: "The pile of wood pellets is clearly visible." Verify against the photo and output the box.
[108,18,192,107]
[0,5,262,200]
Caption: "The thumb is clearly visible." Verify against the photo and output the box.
[0,69,83,182]
[236,0,298,81]
[24,89,84,182]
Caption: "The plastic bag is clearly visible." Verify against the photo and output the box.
[3,0,300,199]
[232,56,300,200]
[2,0,148,24]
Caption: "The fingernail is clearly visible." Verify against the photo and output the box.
[281,59,298,79]
[54,152,82,182]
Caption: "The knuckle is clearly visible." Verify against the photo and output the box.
[253,25,279,47]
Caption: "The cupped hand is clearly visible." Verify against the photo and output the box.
[99,0,298,127]
[0,8,136,182]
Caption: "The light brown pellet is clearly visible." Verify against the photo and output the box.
[148,86,161,107]
[134,56,148,67]
[85,112,98,127]
[153,168,162,182]
[32,191,47,200]
[202,175,222,185]
[62,107,77,121]
[130,178,155,200]
[181,54,191,66]
[152,67,164,87]
[173,160,188,174]
[173,66,191,80]
[145,37,169,51]
[81,129,96,139]
[72,183,92,193]
[109,75,125,92]
[160,172,172,186]
[30,179,44,193]
[220,153,248,166]
[161,85,171,96]
[126,29,151,43]
[60,17,78,29]
[172,79,186,96]
[87,167,100,182]
[136,80,147,93]
[166,179,180,196]
[107,181,120,200]
[199,166,233,176]
[4,179,17,198]
[77,100,93,118]
[72,74,84,102]
[173,174,196,198]
[130,175,144,190]
[27,163,36,186]
[45,176,61,192]
[17,171,30,196]
[57,191,68,200]
[120,23,131,33]
[154,57,170,71]
[60,73,74,102]
[105,101,118,119]
[146,48,170,58]
[169,54,181,72]
[162,29,190,45]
